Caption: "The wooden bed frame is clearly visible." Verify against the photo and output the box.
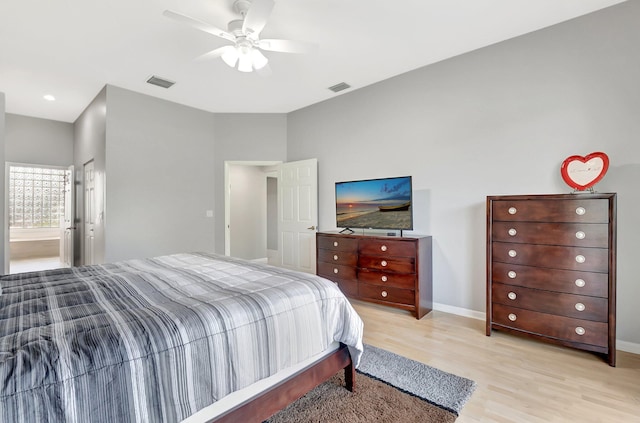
[209,343,355,422]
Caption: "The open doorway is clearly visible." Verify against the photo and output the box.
[224,159,318,273]
[6,163,69,274]
[225,161,280,264]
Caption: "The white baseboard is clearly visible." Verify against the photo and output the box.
[433,302,640,355]
[433,302,485,321]
[616,340,640,355]
[251,257,268,263]
[266,249,279,266]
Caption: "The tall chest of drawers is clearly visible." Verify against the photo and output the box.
[486,193,617,366]
[316,232,432,319]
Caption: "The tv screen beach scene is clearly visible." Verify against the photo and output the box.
[336,176,412,230]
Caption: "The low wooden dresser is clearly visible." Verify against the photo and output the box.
[486,193,617,366]
[316,232,432,319]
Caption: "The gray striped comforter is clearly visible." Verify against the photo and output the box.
[0,253,364,423]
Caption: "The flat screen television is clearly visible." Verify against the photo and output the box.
[335,176,413,232]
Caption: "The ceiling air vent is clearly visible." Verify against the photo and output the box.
[328,82,351,93]
[146,75,175,89]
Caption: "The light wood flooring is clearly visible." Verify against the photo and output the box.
[351,299,640,423]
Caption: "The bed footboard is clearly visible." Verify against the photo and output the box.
[210,343,354,423]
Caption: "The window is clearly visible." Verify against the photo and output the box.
[9,166,66,229]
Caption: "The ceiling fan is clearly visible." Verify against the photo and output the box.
[163,0,316,73]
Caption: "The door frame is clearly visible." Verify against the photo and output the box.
[4,162,70,274]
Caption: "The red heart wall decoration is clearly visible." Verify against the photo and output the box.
[560,152,609,191]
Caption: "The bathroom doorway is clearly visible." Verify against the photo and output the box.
[6,163,71,274]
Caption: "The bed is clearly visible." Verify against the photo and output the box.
[0,252,364,422]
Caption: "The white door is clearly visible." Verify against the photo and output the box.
[84,161,96,265]
[59,165,75,267]
[278,159,318,273]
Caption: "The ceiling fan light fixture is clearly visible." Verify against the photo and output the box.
[164,0,305,75]
[237,51,253,72]
[221,47,239,68]
[251,49,268,70]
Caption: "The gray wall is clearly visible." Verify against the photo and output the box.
[213,114,287,254]
[104,86,216,262]
[5,114,73,166]
[74,87,107,266]
[287,2,640,346]
[70,88,287,264]
[0,92,5,269]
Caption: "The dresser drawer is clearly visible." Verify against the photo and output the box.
[317,235,358,252]
[317,262,357,282]
[359,239,416,257]
[492,283,608,322]
[492,242,609,273]
[492,199,609,223]
[492,303,608,347]
[357,269,415,290]
[358,255,415,273]
[491,222,609,248]
[317,248,357,266]
[359,284,414,306]
[491,262,608,297]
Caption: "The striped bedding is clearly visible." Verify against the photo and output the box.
[0,253,364,423]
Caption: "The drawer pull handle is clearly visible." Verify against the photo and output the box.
[380,245,387,252]
[381,275,388,282]
[333,268,339,274]
[508,292,517,300]
[333,255,339,261]
[575,303,586,312]
[576,207,586,216]
[508,271,517,279]
[575,231,586,240]
[575,327,586,335]
[333,241,339,247]
[575,279,586,288]
[508,249,517,258]
[508,228,517,236]
[508,313,517,321]
[508,207,517,215]
[381,260,388,267]
[381,290,388,298]
[575,255,586,263]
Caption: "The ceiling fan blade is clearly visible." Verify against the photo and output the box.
[242,0,274,36]
[196,46,235,62]
[258,39,318,54]
[163,10,235,43]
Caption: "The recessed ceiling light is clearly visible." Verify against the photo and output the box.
[43,94,56,102]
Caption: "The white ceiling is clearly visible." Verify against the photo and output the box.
[0,0,627,123]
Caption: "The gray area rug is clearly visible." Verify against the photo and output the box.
[357,344,477,415]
